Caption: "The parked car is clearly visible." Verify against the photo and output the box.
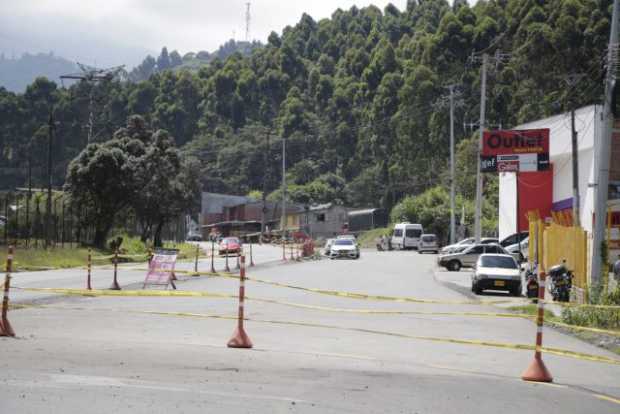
[471,254,522,296]
[329,239,360,259]
[418,234,439,254]
[391,223,424,250]
[336,234,357,243]
[499,231,529,248]
[186,232,203,242]
[438,243,515,271]
[440,237,498,254]
[323,238,335,255]
[505,236,529,262]
[218,237,242,255]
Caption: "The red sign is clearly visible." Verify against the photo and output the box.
[143,249,178,289]
[482,129,549,156]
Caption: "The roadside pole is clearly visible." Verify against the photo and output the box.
[592,0,619,286]
[474,53,488,243]
[449,85,456,245]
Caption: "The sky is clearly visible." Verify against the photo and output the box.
[0,0,408,68]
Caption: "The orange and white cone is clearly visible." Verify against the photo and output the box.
[1,246,16,337]
[227,255,253,348]
[521,271,552,382]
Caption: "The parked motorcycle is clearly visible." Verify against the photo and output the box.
[548,261,573,302]
[525,269,539,299]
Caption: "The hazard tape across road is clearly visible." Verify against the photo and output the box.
[15,286,620,338]
[15,303,620,367]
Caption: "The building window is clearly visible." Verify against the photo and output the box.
[316,213,325,222]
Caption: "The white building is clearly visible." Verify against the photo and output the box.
[499,105,620,261]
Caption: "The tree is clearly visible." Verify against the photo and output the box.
[157,47,171,71]
[64,134,146,248]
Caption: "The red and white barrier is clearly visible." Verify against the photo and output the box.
[0,245,15,337]
[227,255,253,348]
[521,270,553,382]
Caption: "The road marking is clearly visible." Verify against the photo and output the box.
[594,394,620,406]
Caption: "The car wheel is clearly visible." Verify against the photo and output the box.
[472,283,482,295]
[449,260,461,272]
[510,285,522,297]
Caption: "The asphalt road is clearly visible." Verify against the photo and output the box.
[2,249,620,413]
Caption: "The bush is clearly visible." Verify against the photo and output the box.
[561,306,620,330]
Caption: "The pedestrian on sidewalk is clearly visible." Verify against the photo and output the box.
[613,254,620,283]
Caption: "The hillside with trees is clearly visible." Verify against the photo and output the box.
[0,52,78,92]
[0,0,612,240]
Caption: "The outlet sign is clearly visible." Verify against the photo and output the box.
[481,129,550,172]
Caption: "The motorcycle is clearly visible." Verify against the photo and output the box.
[548,262,573,302]
[525,269,539,299]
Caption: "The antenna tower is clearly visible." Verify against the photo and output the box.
[245,2,251,42]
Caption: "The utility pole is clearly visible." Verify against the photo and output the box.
[281,137,287,238]
[592,0,619,287]
[471,50,510,241]
[60,64,124,144]
[570,108,580,226]
[474,53,488,242]
[46,111,54,248]
[261,130,270,238]
[449,85,457,245]
[562,73,586,227]
[434,85,463,245]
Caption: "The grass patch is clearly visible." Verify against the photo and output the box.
[561,306,620,330]
[0,247,104,271]
[357,227,391,248]
[0,235,200,272]
[507,305,556,321]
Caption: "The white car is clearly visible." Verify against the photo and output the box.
[471,254,522,296]
[329,239,360,259]
[505,237,529,262]
[418,234,439,254]
[440,237,498,254]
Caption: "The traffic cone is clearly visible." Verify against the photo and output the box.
[521,356,553,382]
[227,255,252,349]
[227,326,253,348]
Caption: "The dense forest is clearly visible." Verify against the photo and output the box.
[0,0,612,238]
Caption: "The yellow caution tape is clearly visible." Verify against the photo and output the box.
[15,287,620,338]
[209,272,507,306]
[16,287,236,299]
[13,303,620,366]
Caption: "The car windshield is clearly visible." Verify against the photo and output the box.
[222,238,238,244]
[334,239,354,246]
[421,235,435,242]
[480,256,517,269]
[458,238,474,245]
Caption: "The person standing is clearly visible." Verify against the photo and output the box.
[613,254,620,283]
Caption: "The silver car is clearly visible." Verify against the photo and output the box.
[329,239,360,259]
[438,243,513,271]
[471,254,522,296]
[418,234,439,254]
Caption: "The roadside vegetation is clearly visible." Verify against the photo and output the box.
[0,234,200,271]
[357,227,390,248]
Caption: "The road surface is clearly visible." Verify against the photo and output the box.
[2,249,619,413]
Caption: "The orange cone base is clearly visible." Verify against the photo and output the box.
[521,357,553,383]
[227,326,253,349]
[0,318,15,337]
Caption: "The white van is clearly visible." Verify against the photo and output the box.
[391,223,424,250]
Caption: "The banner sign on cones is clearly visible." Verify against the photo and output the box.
[143,249,178,290]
